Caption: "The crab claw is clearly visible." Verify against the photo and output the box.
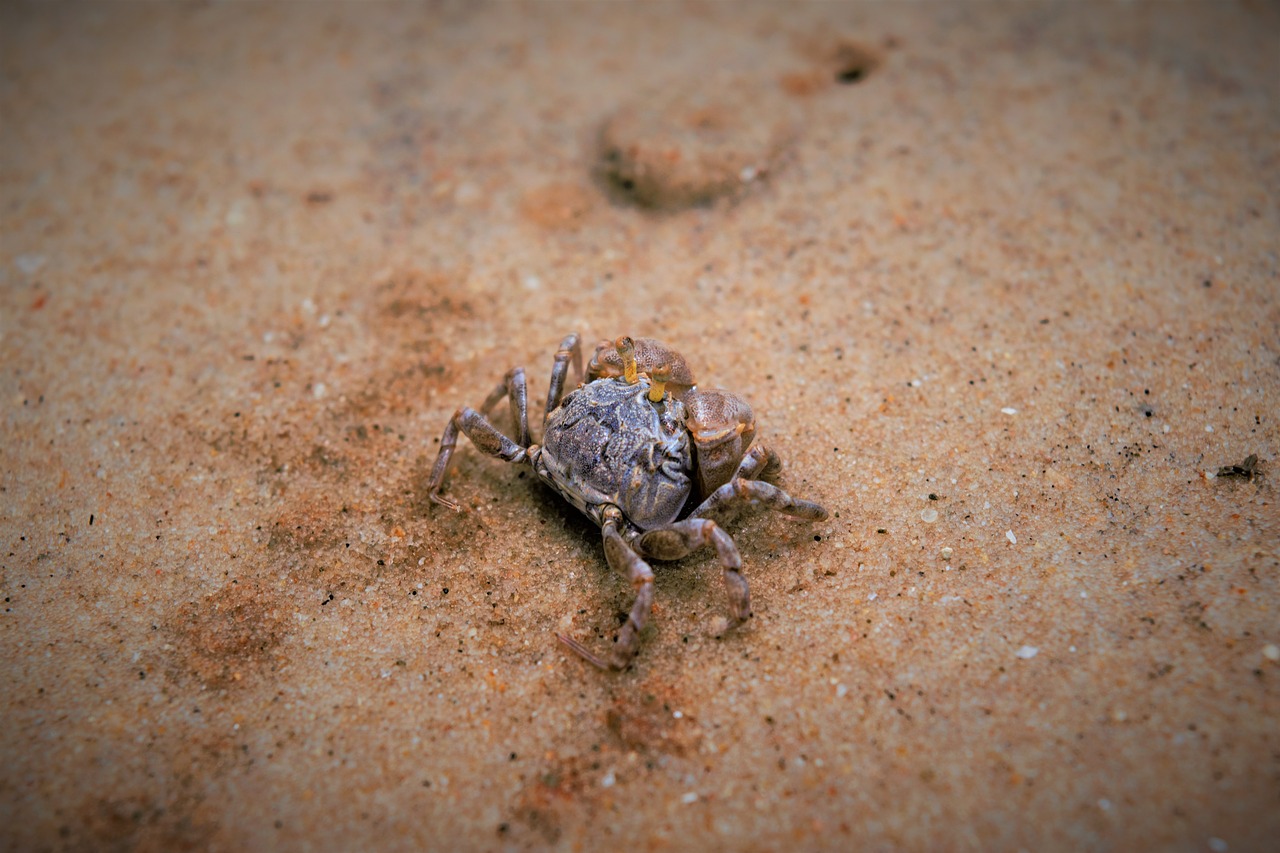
[683,388,758,496]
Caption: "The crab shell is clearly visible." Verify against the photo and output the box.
[537,375,693,529]
[536,373,757,531]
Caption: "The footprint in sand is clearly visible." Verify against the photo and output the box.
[596,36,889,211]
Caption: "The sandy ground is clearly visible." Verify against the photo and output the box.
[2,2,1278,851]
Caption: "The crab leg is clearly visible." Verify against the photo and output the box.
[734,444,783,482]
[690,477,829,524]
[558,507,653,670]
[636,518,750,626]
[426,406,528,511]
[543,332,582,430]
[479,366,531,447]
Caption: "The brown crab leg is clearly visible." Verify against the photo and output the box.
[426,406,528,511]
[636,518,750,626]
[558,507,654,670]
[555,633,612,670]
[734,444,783,482]
[690,478,829,524]
[479,366,530,447]
[543,332,582,429]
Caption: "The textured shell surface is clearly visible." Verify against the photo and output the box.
[538,376,693,529]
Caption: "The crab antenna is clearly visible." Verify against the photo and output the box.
[616,336,638,385]
[648,362,671,402]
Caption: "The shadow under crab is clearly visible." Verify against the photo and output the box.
[427,333,829,670]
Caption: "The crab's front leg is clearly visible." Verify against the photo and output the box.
[636,517,751,628]
[733,444,783,483]
[689,472,828,524]
[557,507,654,670]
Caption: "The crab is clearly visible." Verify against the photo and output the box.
[426,333,829,669]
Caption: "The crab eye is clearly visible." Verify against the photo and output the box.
[647,363,672,402]
[615,336,639,384]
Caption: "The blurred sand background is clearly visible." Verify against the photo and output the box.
[2,2,1278,850]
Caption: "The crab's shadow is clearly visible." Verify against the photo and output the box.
[529,478,750,617]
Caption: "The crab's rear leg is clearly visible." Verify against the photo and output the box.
[636,517,751,628]
[478,367,531,447]
[557,507,654,670]
[426,406,529,511]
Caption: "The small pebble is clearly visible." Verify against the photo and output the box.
[1006,530,1017,545]
[1015,645,1039,659]
[15,253,46,275]
[1263,644,1280,662]
[940,546,953,561]
[681,792,698,804]
[920,508,938,523]
[225,201,247,226]
[1001,407,1018,415]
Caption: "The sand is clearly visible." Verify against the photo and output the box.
[2,2,1277,850]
